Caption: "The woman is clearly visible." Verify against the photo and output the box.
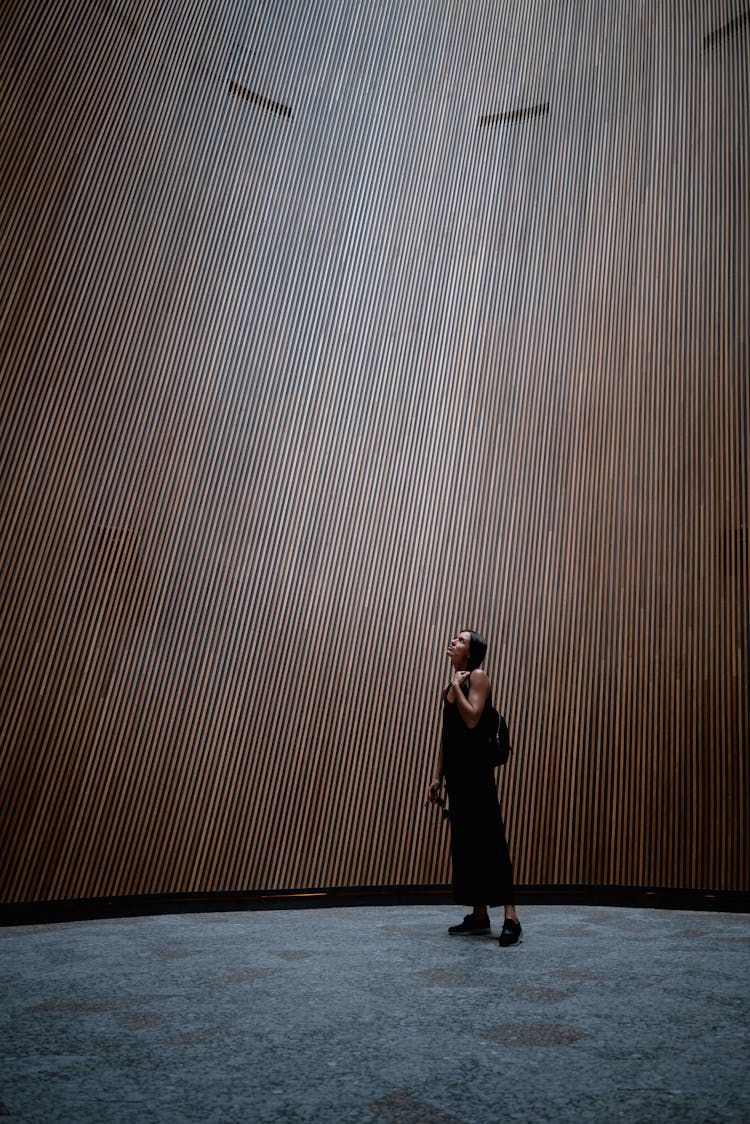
[428,629,522,946]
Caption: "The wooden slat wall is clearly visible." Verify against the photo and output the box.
[0,0,748,904]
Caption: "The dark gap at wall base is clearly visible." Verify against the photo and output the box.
[2,885,748,927]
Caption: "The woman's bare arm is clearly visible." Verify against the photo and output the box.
[428,743,444,798]
[451,669,490,728]
[428,708,446,802]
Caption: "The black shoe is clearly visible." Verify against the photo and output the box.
[448,914,491,936]
[498,918,522,947]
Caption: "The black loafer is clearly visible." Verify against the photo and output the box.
[448,914,491,935]
[498,918,522,947]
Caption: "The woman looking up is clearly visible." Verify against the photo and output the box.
[428,629,522,946]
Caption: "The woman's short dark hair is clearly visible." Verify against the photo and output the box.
[467,630,487,670]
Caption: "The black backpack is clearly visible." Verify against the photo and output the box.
[486,704,512,767]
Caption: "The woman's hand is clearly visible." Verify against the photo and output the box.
[451,669,470,692]
[427,778,442,804]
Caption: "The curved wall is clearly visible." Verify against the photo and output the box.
[1,0,748,904]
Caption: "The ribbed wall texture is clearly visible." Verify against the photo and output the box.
[1,0,748,903]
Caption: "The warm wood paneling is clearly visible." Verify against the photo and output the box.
[1,0,748,904]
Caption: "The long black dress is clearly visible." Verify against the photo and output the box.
[443,682,515,906]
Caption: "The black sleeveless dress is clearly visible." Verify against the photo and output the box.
[443,684,515,906]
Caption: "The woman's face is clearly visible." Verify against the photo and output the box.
[447,631,472,670]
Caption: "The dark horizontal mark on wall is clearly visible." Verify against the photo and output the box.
[479,101,549,128]
[703,9,750,50]
[227,79,292,119]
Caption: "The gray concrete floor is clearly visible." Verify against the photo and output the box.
[1,904,749,1123]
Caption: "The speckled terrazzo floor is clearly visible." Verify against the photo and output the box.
[2,905,749,1123]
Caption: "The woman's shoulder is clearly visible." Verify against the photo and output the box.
[469,669,492,708]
